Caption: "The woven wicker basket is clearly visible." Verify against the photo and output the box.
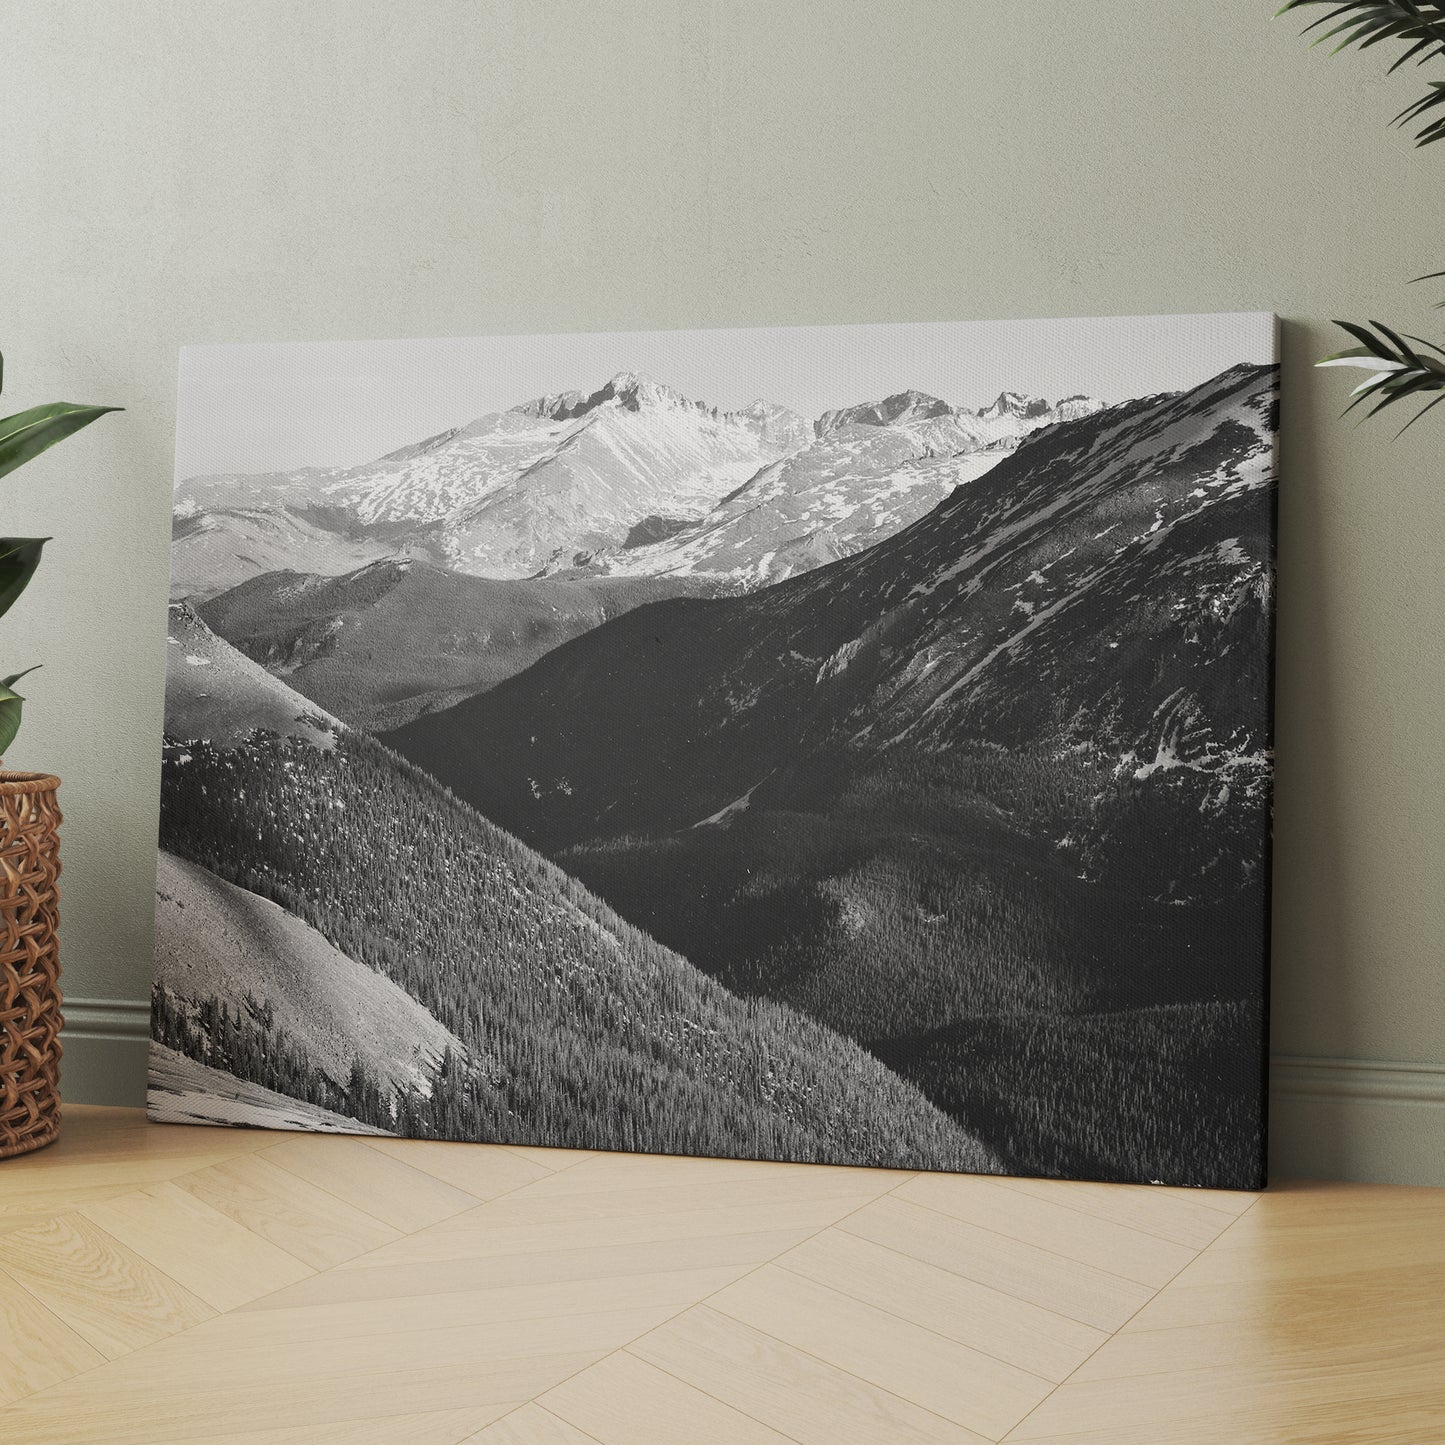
[0,771,62,1159]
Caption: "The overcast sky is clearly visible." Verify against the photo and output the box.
[175,312,1276,481]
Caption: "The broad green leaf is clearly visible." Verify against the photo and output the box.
[0,401,122,483]
[0,537,47,622]
[0,679,27,755]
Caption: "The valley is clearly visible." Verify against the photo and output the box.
[382,362,1278,1185]
[156,349,1276,1188]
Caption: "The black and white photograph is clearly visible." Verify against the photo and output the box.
[151,312,1279,1190]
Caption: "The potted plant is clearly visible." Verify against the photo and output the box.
[0,351,118,1157]
[1281,1,1445,425]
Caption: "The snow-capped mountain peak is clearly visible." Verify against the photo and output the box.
[735,398,813,451]
[511,370,683,421]
[976,390,1051,422]
[170,366,1105,603]
[172,373,815,595]
[1052,394,1108,423]
[817,390,954,435]
[964,391,1107,446]
[595,371,676,411]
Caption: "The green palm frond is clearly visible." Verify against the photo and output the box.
[1279,1,1445,142]
[1410,267,1445,305]
[1317,318,1445,431]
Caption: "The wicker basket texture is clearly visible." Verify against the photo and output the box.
[0,771,62,1160]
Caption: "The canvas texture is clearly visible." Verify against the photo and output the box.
[151,313,1278,1189]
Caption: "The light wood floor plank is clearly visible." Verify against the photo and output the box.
[1127,1259,1445,1332]
[260,1135,483,1231]
[1069,1311,1445,1384]
[499,1146,595,1172]
[1007,1350,1445,1438]
[0,1212,215,1359]
[0,1155,267,1216]
[78,1182,313,1312]
[0,1355,570,1443]
[170,1266,746,1349]
[540,1349,793,1444]
[989,1175,1248,1251]
[0,1213,62,1238]
[1011,1388,1445,1445]
[348,1195,882,1268]
[1168,1215,1445,1289]
[361,1138,554,1201]
[47,1307,686,1399]
[0,1268,106,1406]
[840,1194,1153,1331]
[1227,1178,1442,1227]
[709,1263,1051,1439]
[249,1229,814,1310]
[440,1169,898,1229]
[632,1304,987,1444]
[516,1149,910,1200]
[895,1173,1197,1288]
[1011,1358,1445,1439]
[469,1401,602,1443]
[773,1225,1107,1383]
[5,1110,1440,1444]
[171,1152,401,1272]
[1125,1182,1256,1215]
[29,1106,269,1168]
[204,1404,517,1445]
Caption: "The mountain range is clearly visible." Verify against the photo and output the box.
[382,361,1277,1184]
[172,372,1102,600]
[156,348,1274,1187]
[389,363,1274,863]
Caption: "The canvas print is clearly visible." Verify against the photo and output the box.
[151,312,1278,1189]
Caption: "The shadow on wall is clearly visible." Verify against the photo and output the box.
[1266,316,1364,1171]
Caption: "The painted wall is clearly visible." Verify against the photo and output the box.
[4,0,1442,1182]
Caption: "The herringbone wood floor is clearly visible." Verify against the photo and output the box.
[0,1108,1441,1443]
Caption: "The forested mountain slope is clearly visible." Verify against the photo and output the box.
[158,719,995,1171]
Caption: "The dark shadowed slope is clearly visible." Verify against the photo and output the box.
[385,363,1277,1187]
[200,558,720,730]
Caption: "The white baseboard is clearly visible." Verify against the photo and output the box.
[62,997,151,1040]
[60,996,150,1108]
[1269,1054,1445,1186]
[55,999,1445,1185]
[1270,1054,1445,1104]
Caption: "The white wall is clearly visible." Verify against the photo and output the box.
[4,0,1443,1181]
